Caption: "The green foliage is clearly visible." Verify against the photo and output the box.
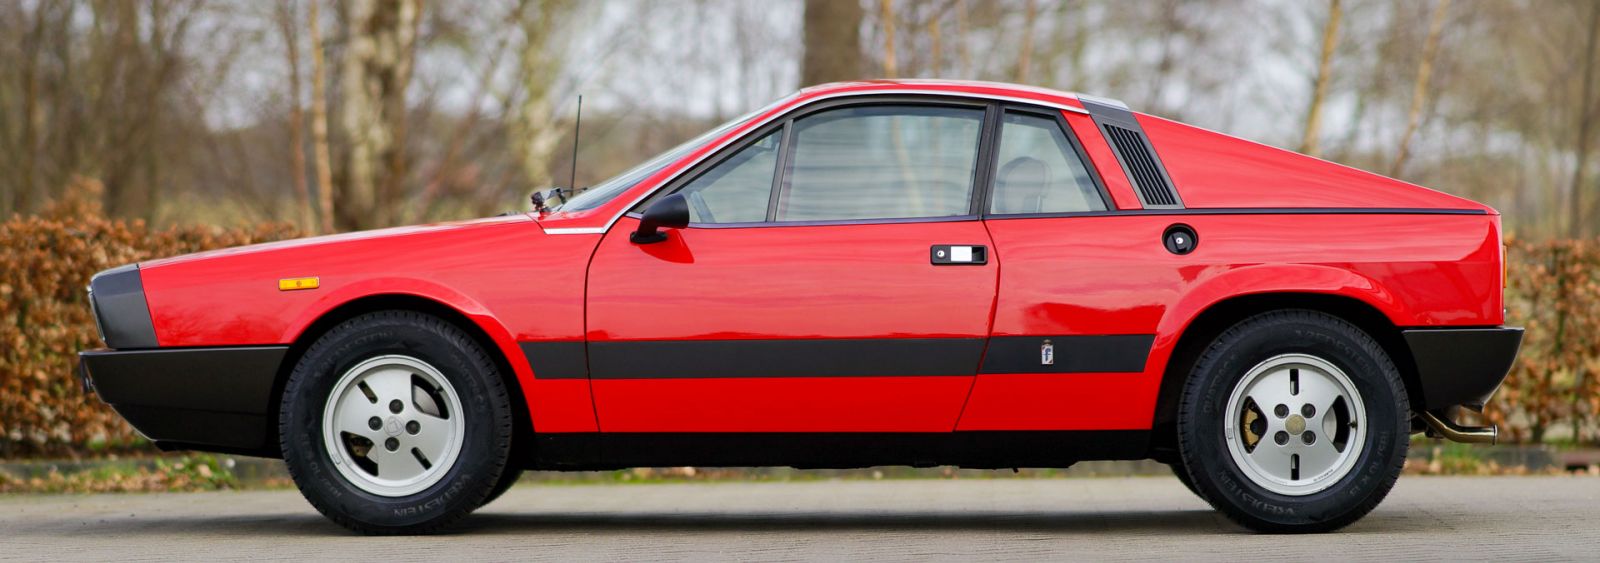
[0,454,256,493]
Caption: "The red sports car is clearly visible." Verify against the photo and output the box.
[80,80,1520,534]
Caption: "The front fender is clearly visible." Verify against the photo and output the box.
[279,277,508,344]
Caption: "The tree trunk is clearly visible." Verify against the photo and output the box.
[509,0,573,196]
[309,0,335,234]
[1300,0,1342,157]
[1015,0,1037,83]
[880,0,897,78]
[338,0,419,231]
[956,0,971,77]
[1570,1,1600,238]
[800,0,864,86]
[13,7,48,216]
[1391,0,1450,178]
[278,0,314,231]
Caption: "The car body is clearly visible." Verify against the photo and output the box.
[79,80,1521,533]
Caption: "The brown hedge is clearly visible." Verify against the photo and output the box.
[0,180,300,458]
[1,183,1596,457]
[1490,238,1600,444]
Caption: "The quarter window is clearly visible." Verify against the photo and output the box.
[778,105,984,222]
[677,131,780,224]
[990,112,1107,214]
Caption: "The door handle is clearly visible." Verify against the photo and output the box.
[930,245,988,265]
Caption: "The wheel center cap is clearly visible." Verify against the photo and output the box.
[1286,414,1307,435]
[384,416,403,437]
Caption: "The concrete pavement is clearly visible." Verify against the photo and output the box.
[1,476,1597,561]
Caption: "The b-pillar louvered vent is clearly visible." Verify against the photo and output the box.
[1078,95,1184,209]
[1102,124,1179,207]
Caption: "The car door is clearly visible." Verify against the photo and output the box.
[956,106,1165,432]
[584,100,1000,433]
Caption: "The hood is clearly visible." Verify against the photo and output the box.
[141,214,535,270]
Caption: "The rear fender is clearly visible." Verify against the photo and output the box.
[1151,264,1403,377]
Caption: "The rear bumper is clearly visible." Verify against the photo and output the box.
[1403,327,1524,411]
[79,346,288,455]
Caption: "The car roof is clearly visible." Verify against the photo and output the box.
[793,79,1100,111]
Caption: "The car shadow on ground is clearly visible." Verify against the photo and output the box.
[458,509,1237,536]
[45,507,1414,537]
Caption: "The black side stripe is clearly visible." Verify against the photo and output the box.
[520,341,588,379]
[522,336,1157,379]
[588,338,986,379]
[979,335,1154,374]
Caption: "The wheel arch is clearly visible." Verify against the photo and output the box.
[1147,291,1422,461]
[262,293,535,460]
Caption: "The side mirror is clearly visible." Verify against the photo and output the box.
[631,194,690,244]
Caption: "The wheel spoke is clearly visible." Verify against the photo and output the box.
[1295,369,1347,413]
[367,443,426,480]
[1247,439,1293,479]
[1296,438,1343,479]
[334,391,382,439]
[408,415,452,461]
[362,368,415,408]
[1246,369,1295,413]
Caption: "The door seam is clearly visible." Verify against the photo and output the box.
[951,219,1002,431]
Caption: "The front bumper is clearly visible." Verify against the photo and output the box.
[80,346,288,455]
[1402,327,1524,411]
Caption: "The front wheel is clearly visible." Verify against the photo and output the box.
[279,311,514,534]
[1176,310,1408,533]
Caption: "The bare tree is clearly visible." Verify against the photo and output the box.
[339,0,420,230]
[1570,1,1600,238]
[1391,0,1450,177]
[1300,0,1342,156]
[309,0,335,234]
[508,0,575,195]
[880,0,898,78]
[276,0,314,231]
[955,0,971,77]
[1014,0,1037,83]
[801,0,864,86]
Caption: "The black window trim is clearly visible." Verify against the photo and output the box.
[629,95,997,228]
[979,105,1115,220]
[613,91,1491,232]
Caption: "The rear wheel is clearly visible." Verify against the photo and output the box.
[1166,458,1206,502]
[479,466,523,508]
[1176,310,1408,533]
[279,311,514,534]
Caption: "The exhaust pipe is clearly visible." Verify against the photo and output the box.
[1418,410,1497,445]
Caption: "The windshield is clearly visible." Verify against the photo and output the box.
[551,93,798,212]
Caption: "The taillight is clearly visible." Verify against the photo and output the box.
[1502,243,1509,288]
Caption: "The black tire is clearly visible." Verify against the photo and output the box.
[1176,310,1408,533]
[1167,458,1206,502]
[279,311,514,534]
[479,467,523,508]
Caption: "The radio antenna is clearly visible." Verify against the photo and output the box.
[567,95,582,199]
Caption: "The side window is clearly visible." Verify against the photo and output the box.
[778,105,983,222]
[990,112,1107,214]
[677,131,781,224]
